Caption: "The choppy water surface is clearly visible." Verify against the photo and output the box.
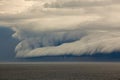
[0,62,120,80]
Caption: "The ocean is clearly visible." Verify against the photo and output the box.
[0,62,120,80]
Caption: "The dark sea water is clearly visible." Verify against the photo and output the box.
[0,62,120,80]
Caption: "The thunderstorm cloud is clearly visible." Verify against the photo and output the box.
[0,0,120,58]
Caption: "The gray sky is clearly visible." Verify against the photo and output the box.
[0,26,18,61]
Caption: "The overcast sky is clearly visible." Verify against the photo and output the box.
[0,0,120,60]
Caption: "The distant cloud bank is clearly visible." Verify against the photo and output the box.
[0,0,120,58]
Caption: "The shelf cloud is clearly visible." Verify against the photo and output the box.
[0,0,120,58]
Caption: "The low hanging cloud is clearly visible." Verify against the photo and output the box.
[1,0,120,58]
[43,0,120,8]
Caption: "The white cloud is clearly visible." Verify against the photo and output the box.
[0,0,35,14]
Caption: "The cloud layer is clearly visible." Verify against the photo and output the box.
[1,0,120,58]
